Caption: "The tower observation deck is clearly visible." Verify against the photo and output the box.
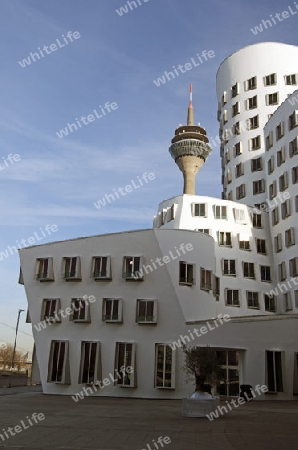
[169,84,212,195]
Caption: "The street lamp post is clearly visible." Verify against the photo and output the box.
[11,309,25,371]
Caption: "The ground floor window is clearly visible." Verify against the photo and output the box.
[155,344,175,389]
[115,342,136,387]
[48,340,70,384]
[266,350,283,392]
[216,350,239,396]
[79,341,101,384]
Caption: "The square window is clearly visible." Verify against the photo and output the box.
[265,73,277,86]
[102,298,123,322]
[250,135,261,150]
[246,76,257,90]
[41,299,61,323]
[243,262,255,279]
[253,179,265,195]
[70,299,90,322]
[251,157,262,172]
[285,74,297,85]
[92,256,111,280]
[214,205,227,219]
[136,299,157,324]
[222,259,236,276]
[218,231,232,247]
[248,115,259,130]
[266,92,279,105]
[62,257,81,281]
[192,203,206,217]
[248,95,258,109]
[246,291,259,308]
[36,257,54,281]
[123,256,143,280]
[226,289,240,306]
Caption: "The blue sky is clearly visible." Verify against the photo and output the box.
[0,0,297,357]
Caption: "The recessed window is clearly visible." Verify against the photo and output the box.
[136,299,157,324]
[196,228,209,234]
[285,227,295,247]
[279,261,286,281]
[243,262,255,279]
[155,344,175,389]
[277,146,286,166]
[266,92,279,105]
[253,179,265,194]
[123,256,143,280]
[232,121,240,135]
[266,351,283,392]
[192,203,206,217]
[260,265,271,282]
[62,257,81,281]
[234,142,242,156]
[251,157,262,172]
[269,181,277,200]
[48,340,70,384]
[265,131,273,151]
[276,122,284,140]
[246,291,259,309]
[274,233,282,253]
[102,298,123,322]
[288,111,298,130]
[250,135,261,150]
[231,83,239,98]
[252,213,262,228]
[179,261,195,286]
[279,172,288,191]
[218,231,232,247]
[289,257,298,277]
[292,167,298,184]
[70,299,90,323]
[285,74,297,85]
[238,235,250,251]
[222,259,236,276]
[284,293,293,312]
[248,115,259,130]
[264,73,277,86]
[264,294,276,312]
[92,256,111,280]
[256,239,266,254]
[232,102,240,116]
[281,199,291,219]
[36,257,54,281]
[214,205,227,219]
[115,343,136,387]
[41,299,61,323]
[168,204,177,221]
[272,207,279,226]
[248,95,257,109]
[268,155,274,174]
[289,137,298,157]
[246,76,257,90]
[223,110,228,123]
[236,184,246,200]
[226,289,240,306]
[79,341,101,384]
[200,268,212,291]
[235,162,244,178]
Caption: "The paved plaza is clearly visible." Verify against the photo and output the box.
[0,386,297,450]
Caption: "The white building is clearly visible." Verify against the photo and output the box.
[216,42,298,205]
[19,42,298,400]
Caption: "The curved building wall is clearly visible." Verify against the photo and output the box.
[216,42,298,206]
[264,90,298,313]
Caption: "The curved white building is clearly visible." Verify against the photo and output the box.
[216,42,298,206]
[264,89,298,313]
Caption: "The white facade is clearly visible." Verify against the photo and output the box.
[18,42,298,400]
[264,89,298,313]
[216,42,298,206]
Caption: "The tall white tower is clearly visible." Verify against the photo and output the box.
[216,42,298,206]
